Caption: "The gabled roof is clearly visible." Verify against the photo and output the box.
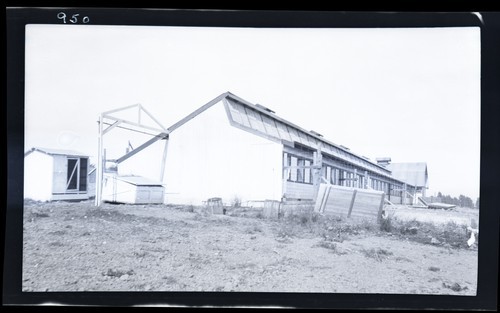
[25,147,88,157]
[168,92,395,179]
[385,162,428,187]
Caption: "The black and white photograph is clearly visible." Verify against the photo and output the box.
[5,8,499,309]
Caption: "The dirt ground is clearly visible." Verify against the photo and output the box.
[22,200,478,295]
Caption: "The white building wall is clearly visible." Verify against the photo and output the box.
[52,155,68,193]
[24,151,53,201]
[164,101,283,205]
[102,176,137,204]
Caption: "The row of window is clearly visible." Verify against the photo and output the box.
[283,153,404,197]
[226,98,392,177]
[285,154,313,184]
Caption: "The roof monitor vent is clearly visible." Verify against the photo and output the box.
[255,103,275,114]
[375,157,391,166]
[310,130,323,137]
[340,145,350,150]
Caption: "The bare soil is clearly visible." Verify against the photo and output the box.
[22,201,478,294]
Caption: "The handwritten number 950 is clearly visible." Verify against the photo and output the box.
[57,12,90,24]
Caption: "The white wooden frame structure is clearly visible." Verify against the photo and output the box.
[95,104,169,206]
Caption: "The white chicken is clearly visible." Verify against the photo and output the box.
[467,231,476,247]
[466,220,478,247]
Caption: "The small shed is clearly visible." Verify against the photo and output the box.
[102,174,164,204]
[24,147,90,201]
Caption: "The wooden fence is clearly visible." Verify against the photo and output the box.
[314,184,385,223]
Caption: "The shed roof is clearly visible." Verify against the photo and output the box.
[107,174,164,186]
[25,147,89,157]
[385,162,428,187]
[168,92,396,179]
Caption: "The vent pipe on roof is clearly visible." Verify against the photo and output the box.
[310,130,323,137]
[255,103,275,114]
[375,157,391,167]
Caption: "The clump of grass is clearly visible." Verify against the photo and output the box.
[380,216,471,249]
[361,248,393,262]
[244,224,263,234]
[30,211,50,218]
[440,221,470,248]
[317,240,338,251]
[379,215,393,232]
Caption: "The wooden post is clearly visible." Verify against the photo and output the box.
[95,115,103,206]
[377,193,385,223]
[353,168,358,188]
[312,147,323,200]
[159,137,169,182]
[322,185,332,213]
[402,183,407,205]
[282,153,288,201]
[347,189,357,218]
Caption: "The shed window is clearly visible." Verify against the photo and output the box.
[79,158,88,191]
[67,159,78,190]
[66,157,88,192]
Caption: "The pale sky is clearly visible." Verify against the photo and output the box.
[24,25,481,200]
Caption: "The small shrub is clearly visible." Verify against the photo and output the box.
[300,215,309,225]
[31,211,50,218]
[318,240,338,251]
[361,248,393,262]
[244,224,263,234]
[379,216,393,232]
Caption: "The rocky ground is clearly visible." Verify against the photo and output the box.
[22,200,478,295]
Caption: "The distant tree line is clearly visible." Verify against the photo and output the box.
[436,192,477,209]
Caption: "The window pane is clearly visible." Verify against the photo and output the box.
[261,115,280,139]
[245,107,266,133]
[305,160,311,183]
[79,158,88,191]
[67,159,78,190]
[234,102,251,127]
[227,100,243,125]
[287,126,302,144]
[276,121,292,142]
[290,156,298,182]
[297,159,305,183]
